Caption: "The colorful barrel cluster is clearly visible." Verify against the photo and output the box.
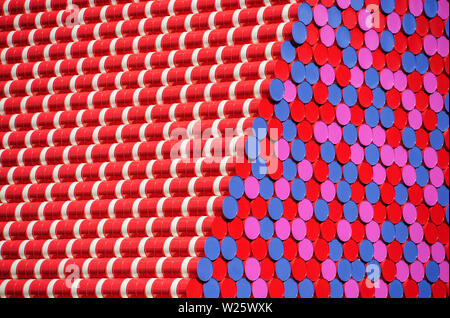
[232,0,449,298]
[0,0,448,298]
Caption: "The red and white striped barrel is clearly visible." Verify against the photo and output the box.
[0,135,247,167]
[0,216,227,241]
[0,277,203,298]
[0,156,249,185]
[0,100,271,132]
[0,60,287,98]
[0,118,257,149]
[0,22,291,64]
[0,176,236,202]
[0,42,283,82]
[0,3,299,48]
[1,80,276,114]
[0,237,207,261]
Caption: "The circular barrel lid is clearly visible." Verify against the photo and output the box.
[351,259,366,281]
[343,85,358,106]
[251,237,267,260]
[252,117,268,141]
[403,13,417,35]
[291,178,307,201]
[298,82,313,103]
[337,259,352,281]
[268,278,285,298]
[337,180,352,203]
[244,257,261,282]
[426,260,440,282]
[329,161,343,183]
[344,200,358,222]
[418,280,432,298]
[314,199,329,222]
[268,197,284,220]
[365,107,380,128]
[229,176,245,199]
[220,279,237,298]
[381,0,395,14]
[389,280,404,298]
[228,218,244,239]
[380,30,395,52]
[245,136,260,160]
[244,216,260,240]
[251,157,267,180]
[204,237,221,261]
[329,239,343,261]
[283,119,298,142]
[291,139,306,162]
[402,51,416,73]
[404,241,418,263]
[359,239,374,262]
[306,63,320,84]
[291,61,306,84]
[330,278,344,298]
[343,47,357,68]
[328,6,342,28]
[424,0,438,18]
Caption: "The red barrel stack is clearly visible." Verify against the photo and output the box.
[0,0,448,299]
